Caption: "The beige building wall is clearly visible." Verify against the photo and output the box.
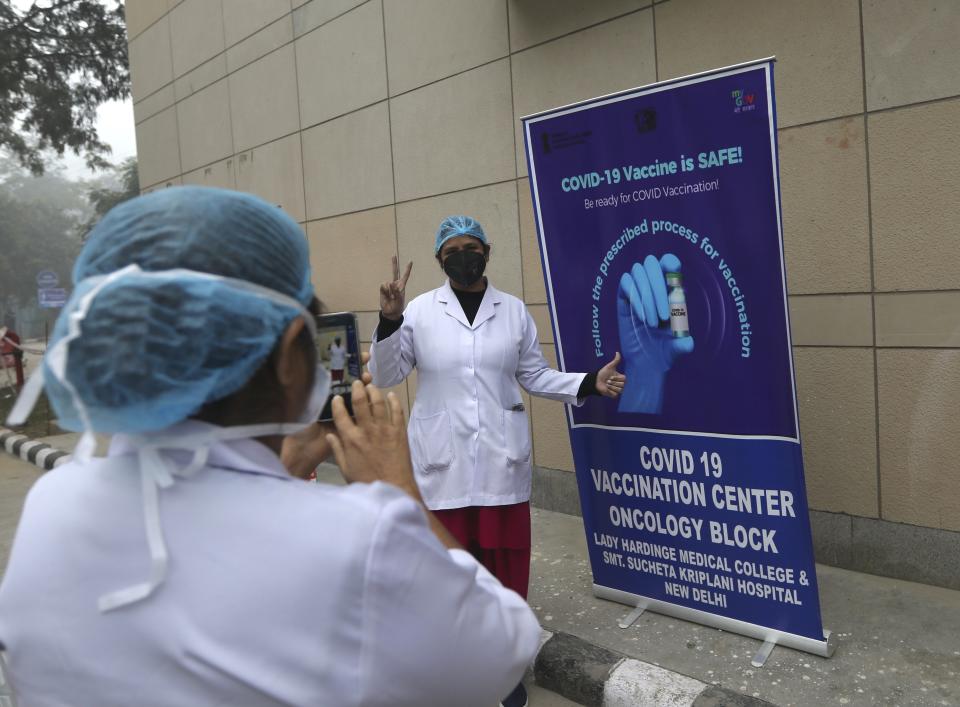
[125,1,960,564]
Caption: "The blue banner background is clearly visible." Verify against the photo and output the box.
[524,62,826,642]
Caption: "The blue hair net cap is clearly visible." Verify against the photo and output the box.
[44,186,315,434]
[434,215,486,253]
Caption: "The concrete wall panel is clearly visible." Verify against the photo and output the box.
[875,292,960,347]
[528,304,554,345]
[235,133,307,222]
[779,118,870,295]
[173,54,227,102]
[223,0,291,47]
[390,60,515,201]
[129,16,173,102]
[226,14,294,73]
[863,0,960,110]
[229,45,301,153]
[507,0,650,52]
[169,0,224,78]
[125,0,174,40]
[516,178,547,305]
[384,0,508,95]
[133,84,176,125]
[870,99,960,291]
[141,178,181,195]
[293,0,366,37]
[795,348,879,518]
[296,1,387,127]
[878,349,960,532]
[790,295,874,347]
[302,102,394,219]
[307,207,397,312]
[176,78,233,172]
[181,157,236,190]
[657,0,863,127]
[136,106,181,187]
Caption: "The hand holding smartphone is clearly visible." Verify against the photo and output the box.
[313,311,362,421]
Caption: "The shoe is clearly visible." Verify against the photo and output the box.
[500,681,528,707]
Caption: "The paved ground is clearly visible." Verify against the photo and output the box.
[528,683,583,706]
[528,506,960,707]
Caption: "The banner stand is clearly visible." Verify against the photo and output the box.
[598,584,836,665]
[522,57,838,667]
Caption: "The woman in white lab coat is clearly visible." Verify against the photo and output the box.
[0,189,541,707]
[370,215,624,707]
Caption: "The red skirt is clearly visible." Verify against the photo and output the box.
[432,502,531,599]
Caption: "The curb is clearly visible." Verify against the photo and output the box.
[535,631,775,707]
[0,428,71,471]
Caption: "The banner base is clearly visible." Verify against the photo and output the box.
[594,584,837,659]
[617,605,646,629]
[751,638,776,667]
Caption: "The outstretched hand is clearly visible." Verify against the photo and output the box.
[380,255,412,320]
[327,381,422,502]
[595,352,625,398]
[281,351,372,479]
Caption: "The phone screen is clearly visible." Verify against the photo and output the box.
[314,312,361,421]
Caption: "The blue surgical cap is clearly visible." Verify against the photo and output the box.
[434,215,487,254]
[44,186,315,433]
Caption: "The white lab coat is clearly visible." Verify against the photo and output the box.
[329,342,347,370]
[369,280,585,510]
[0,421,540,707]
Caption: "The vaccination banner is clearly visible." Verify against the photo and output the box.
[523,60,832,655]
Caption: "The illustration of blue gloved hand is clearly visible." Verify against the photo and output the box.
[617,253,695,414]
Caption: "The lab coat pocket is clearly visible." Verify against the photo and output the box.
[503,409,532,466]
[411,410,454,473]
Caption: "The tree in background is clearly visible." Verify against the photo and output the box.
[0,158,85,311]
[0,0,130,175]
[79,156,138,240]
[0,155,140,311]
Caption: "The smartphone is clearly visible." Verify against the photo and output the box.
[314,311,361,421]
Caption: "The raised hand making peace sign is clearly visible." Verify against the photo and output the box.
[380,255,413,321]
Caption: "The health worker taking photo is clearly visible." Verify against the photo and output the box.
[370,215,625,707]
[0,189,541,707]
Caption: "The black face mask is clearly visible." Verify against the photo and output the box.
[443,250,487,287]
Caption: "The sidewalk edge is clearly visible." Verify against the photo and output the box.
[534,630,776,707]
[0,427,71,471]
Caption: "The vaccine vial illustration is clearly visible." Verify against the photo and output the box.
[666,272,690,338]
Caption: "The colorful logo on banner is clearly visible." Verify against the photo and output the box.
[523,61,832,655]
[731,89,757,113]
